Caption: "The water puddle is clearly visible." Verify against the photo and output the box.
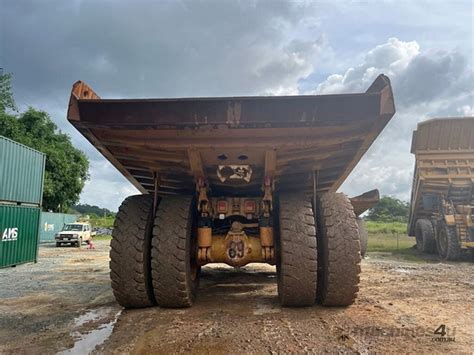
[73,309,104,328]
[60,308,121,354]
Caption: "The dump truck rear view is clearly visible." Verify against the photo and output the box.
[408,117,474,260]
[67,75,395,308]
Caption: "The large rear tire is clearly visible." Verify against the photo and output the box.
[110,195,156,308]
[317,193,361,306]
[415,219,436,253]
[437,223,461,261]
[151,196,200,308]
[276,193,317,307]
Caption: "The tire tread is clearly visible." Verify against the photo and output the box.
[151,196,197,308]
[110,194,155,308]
[277,194,317,307]
[317,193,361,306]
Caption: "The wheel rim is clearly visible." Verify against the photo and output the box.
[438,228,448,257]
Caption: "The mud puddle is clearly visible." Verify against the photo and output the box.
[61,307,121,354]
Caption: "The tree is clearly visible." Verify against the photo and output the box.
[0,72,17,113]
[366,196,409,222]
[0,76,89,212]
[70,203,116,217]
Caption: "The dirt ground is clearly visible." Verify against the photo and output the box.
[0,239,473,354]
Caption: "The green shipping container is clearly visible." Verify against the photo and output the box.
[0,205,41,268]
[39,212,78,242]
[0,136,46,205]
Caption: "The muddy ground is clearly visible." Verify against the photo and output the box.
[0,239,473,354]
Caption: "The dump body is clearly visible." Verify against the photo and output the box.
[408,117,474,249]
[67,75,395,196]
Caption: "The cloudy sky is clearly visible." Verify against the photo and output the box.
[1,0,473,211]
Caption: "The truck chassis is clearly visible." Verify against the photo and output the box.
[68,75,395,308]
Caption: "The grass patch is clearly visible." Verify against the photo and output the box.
[367,233,415,252]
[365,221,422,260]
[93,234,112,241]
[366,232,430,263]
[366,221,407,234]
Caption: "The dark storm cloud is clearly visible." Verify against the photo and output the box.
[1,1,472,209]
[2,0,320,100]
[396,49,471,107]
[1,0,323,210]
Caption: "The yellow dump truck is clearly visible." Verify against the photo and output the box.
[408,117,474,260]
[67,75,395,308]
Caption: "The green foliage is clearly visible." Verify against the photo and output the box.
[0,73,17,113]
[365,221,407,234]
[89,216,115,228]
[366,196,409,222]
[70,203,116,217]
[68,204,116,228]
[0,90,89,211]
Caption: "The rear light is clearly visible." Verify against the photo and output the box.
[217,200,228,213]
[244,200,256,213]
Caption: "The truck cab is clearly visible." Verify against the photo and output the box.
[55,222,95,247]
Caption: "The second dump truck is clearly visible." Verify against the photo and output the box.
[67,75,395,308]
[408,117,474,260]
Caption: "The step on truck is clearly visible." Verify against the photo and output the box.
[408,117,474,261]
[67,75,395,308]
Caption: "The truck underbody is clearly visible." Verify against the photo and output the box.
[68,75,395,308]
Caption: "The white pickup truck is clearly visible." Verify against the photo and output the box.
[55,222,95,247]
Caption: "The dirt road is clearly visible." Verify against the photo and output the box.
[0,240,473,353]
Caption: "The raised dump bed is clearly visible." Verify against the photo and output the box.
[68,74,395,308]
[408,117,474,260]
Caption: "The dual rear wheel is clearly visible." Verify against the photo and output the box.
[415,219,462,261]
[276,192,361,307]
[110,194,199,308]
[111,192,362,309]
[436,223,461,261]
